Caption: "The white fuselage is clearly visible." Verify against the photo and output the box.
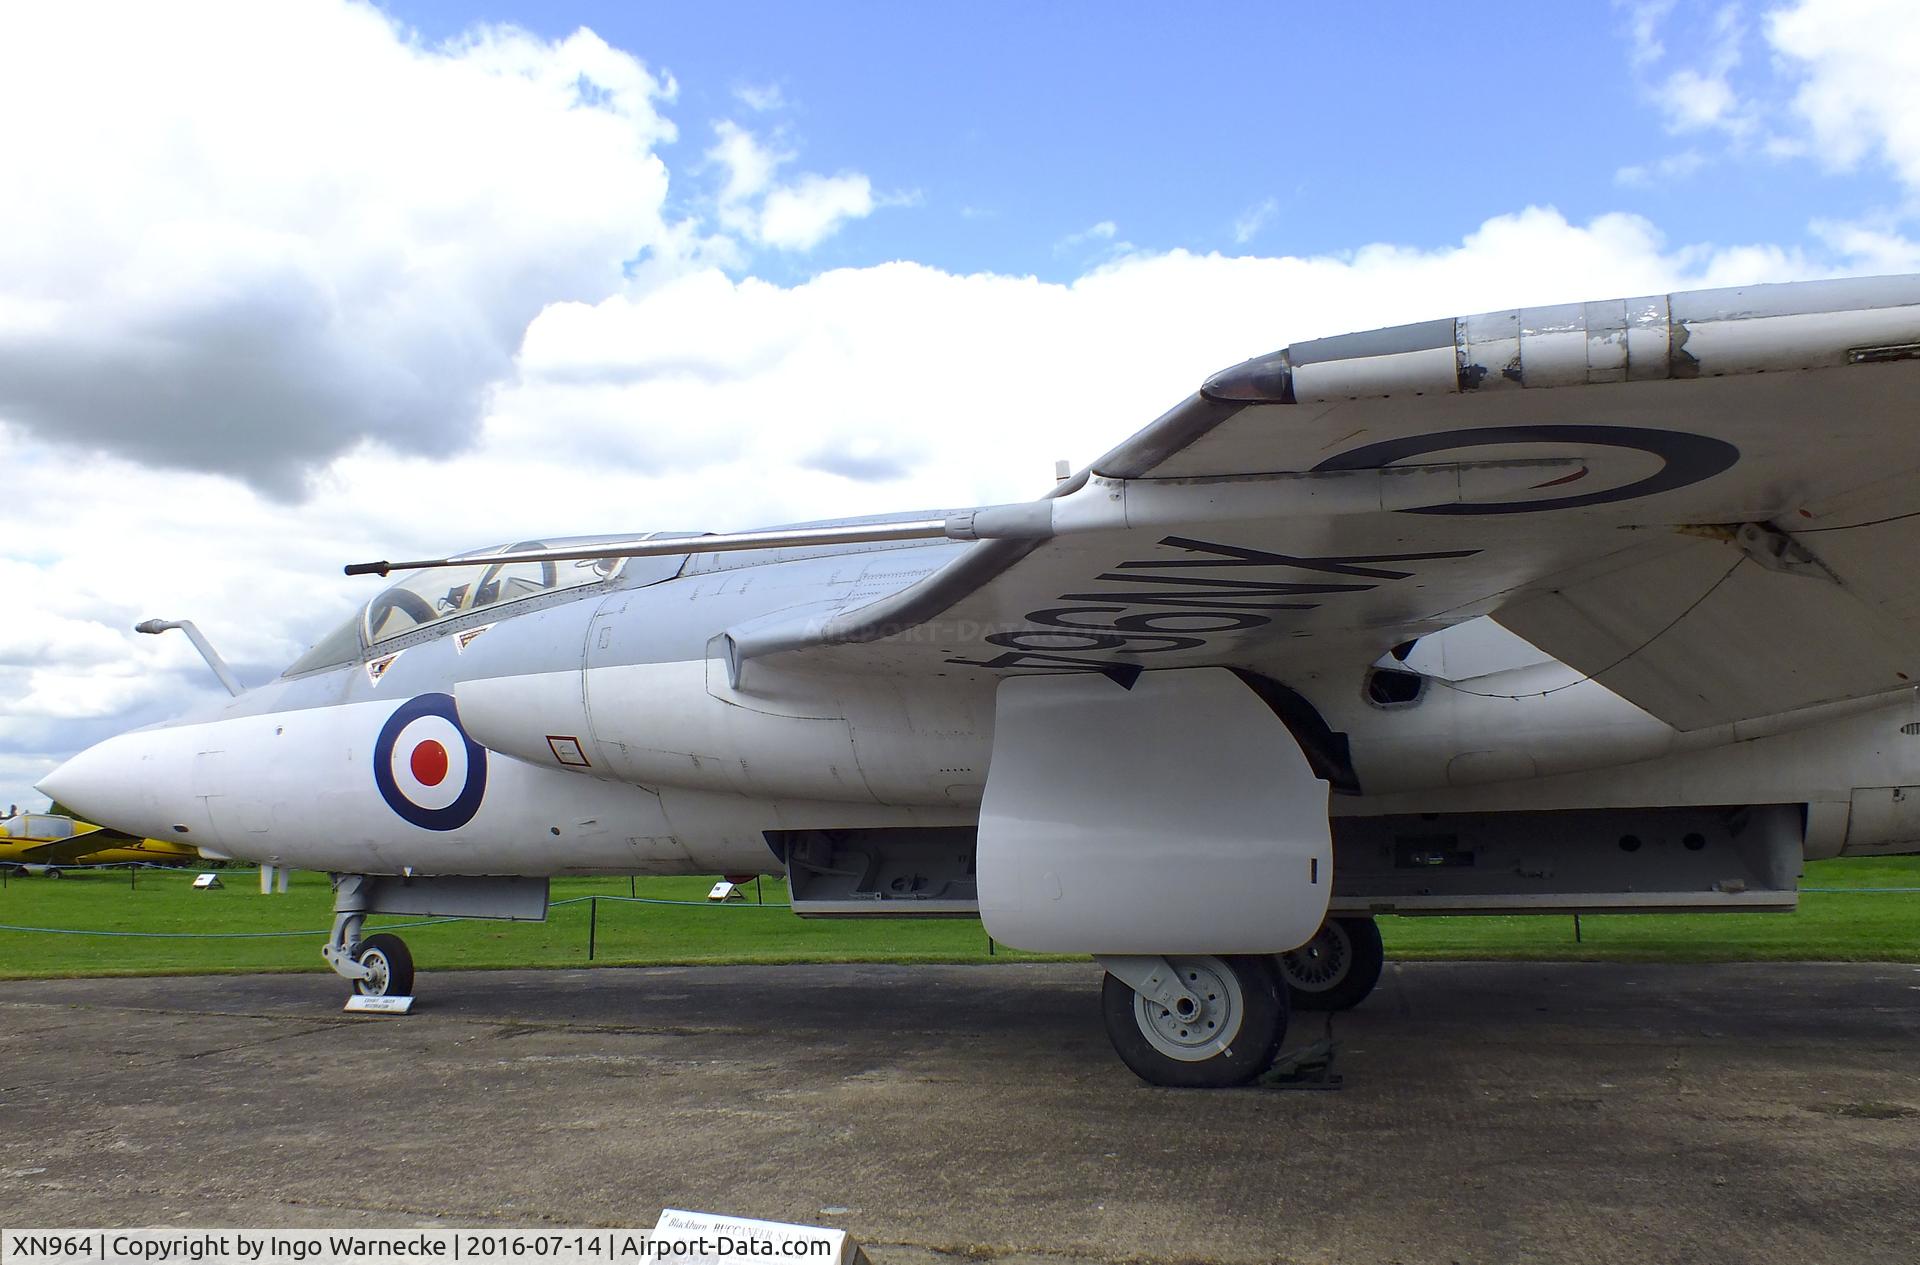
[43,614,1920,877]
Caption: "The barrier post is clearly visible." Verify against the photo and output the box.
[589,897,599,961]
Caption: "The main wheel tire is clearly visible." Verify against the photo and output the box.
[1276,916,1384,1012]
[1102,955,1287,1088]
[353,933,415,997]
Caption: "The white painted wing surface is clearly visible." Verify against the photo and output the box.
[734,276,1920,730]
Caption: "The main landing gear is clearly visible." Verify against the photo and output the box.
[1274,916,1385,1013]
[1097,917,1385,1087]
[1100,955,1287,1088]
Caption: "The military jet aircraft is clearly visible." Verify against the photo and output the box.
[40,274,1920,1086]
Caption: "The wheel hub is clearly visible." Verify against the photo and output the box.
[1134,957,1244,1063]
[358,949,390,995]
[1279,922,1350,992]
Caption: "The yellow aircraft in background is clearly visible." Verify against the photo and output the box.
[0,811,199,874]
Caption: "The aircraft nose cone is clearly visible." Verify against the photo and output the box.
[36,749,91,813]
[35,732,186,841]
[37,741,120,824]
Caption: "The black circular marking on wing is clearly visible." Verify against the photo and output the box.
[1311,425,1739,514]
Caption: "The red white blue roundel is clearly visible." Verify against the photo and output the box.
[373,693,487,831]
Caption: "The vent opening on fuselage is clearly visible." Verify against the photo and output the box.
[1364,668,1427,708]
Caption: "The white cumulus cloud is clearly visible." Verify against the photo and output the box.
[1615,149,1709,186]
[1647,4,1756,139]
[759,174,879,251]
[707,120,880,252]
[0,2,682,496]
[1233,199,1279,245]
[1767,0,1920,190]
[1616,0,1920,257]
[1619,0,1678,66]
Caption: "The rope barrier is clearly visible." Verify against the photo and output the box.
[0,917,464,939]
[548,895,791,910]
[0,868,1908,942]
[0,882,790,939]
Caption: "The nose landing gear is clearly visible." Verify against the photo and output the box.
[320,874,417,1000]
[314,872,547,1005]
[351,932,415,997]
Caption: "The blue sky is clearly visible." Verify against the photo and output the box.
[377,0,1906,282]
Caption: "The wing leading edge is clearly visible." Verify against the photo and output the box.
[731,275,1920,731]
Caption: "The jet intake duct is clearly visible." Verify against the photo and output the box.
[977,667,1332,954]
[455,660,991,805]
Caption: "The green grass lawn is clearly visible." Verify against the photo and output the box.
[2,857,1917,980]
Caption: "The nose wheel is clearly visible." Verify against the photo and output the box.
[352,932,415,998]
[320,876,419,1000]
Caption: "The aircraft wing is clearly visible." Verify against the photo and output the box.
[0,829,110,866]
[730,275,1920,732]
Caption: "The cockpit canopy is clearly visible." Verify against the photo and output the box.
[0,814,79,840]
[284,535,671,677]
[361,542,622,645]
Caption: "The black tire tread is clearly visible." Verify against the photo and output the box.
[1101,955,1287,1088]
[354,932,415,997]
[1286,917,1385,1012]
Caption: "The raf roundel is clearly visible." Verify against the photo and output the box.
[1312,424,1740,515]
[373,693,488,831]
